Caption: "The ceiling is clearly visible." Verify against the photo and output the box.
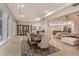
[6,3,69,21]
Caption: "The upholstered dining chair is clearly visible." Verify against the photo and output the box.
[37,33,50,49]
[27,32,37,45]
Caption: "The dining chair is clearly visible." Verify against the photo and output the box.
[27,32,37,45]
[37,33,50,49]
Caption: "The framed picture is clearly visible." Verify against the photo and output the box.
[32,26,36,31]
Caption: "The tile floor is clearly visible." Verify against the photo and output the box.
[0,36,79,56]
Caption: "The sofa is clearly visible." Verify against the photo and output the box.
[61,35,79,45]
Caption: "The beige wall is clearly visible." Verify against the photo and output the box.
[52,12,79,33]
[16,19,49,33]
[68,12,79,33]
[16,21,34,32]
[49,12,79,33]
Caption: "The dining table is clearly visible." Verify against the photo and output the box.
[31,34,42,43]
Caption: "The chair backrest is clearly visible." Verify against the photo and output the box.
[27,32,31,42]
[37,33,50,48]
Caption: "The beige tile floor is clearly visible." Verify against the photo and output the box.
[50,37,79,56]
[0,36,79,56]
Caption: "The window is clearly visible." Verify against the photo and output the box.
[7,15,9,38]
[0,11,2,41]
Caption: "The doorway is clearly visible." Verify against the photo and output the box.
[17,25,29,35]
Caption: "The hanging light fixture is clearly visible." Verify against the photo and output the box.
[17,3,25,18]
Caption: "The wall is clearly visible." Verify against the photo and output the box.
[68,12,79,33]
[17,19,49,33]
[11,17,16,36]
[49,11,79,33]
[47,4,79,33]
[17,21,34,32]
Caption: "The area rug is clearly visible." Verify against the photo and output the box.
[21,40,60,56]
